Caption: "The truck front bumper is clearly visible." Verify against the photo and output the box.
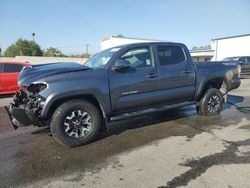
[6,91,42,129]
[5,105,38,129]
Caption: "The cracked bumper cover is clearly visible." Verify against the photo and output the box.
[6,105,38,129]
[6,91,43,128]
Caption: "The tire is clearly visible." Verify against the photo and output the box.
[197,88,223,116]
[50,99,101,147]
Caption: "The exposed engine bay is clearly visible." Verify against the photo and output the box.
[6,83,47,128]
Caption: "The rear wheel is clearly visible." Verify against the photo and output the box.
[50,99,101,147]
[197,88,223,116]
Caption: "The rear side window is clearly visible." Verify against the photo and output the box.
[0,64,3,73]
[4,64,23,73]
[157,45,185,66]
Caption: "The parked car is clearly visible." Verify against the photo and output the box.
[7,42,241,147]
[222,56,250,74]
[0,62,30,94]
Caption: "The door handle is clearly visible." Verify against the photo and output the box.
[146,73,158,78]
[182,70,192,74]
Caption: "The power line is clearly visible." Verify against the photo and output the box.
[56,44,87,49]
[56,44,99,49]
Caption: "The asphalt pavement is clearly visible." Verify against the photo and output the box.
[0,79,250,188]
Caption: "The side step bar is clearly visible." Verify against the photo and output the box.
[110,101,196,121]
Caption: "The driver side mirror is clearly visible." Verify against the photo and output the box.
[112,60,132,72]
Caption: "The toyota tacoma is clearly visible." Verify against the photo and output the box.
[6,42,241,147]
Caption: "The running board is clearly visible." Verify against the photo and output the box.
[110,101,196,121]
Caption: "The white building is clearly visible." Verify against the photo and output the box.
[100,34,250,62]
[100,36,163,50]
[211,34,250,61]
[190,49,214,62]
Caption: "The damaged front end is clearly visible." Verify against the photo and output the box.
[6,83,47,129]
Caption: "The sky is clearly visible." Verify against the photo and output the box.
[0,0,250,55]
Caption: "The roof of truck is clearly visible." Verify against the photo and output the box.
[106,41,185,50]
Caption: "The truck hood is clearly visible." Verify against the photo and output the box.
[18,62,90,86]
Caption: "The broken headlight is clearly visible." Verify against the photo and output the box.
[27,83,47,93]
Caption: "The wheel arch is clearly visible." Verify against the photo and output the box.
[197,77,227,100]
[41,93,108,130]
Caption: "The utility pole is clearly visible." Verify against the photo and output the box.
[0,45,2,56]
[86,44,89,54]
[32,33,36,41]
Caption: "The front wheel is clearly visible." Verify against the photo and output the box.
[197,88,223,116]
[50,99,101,147]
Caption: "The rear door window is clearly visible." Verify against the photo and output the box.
[157,45,185,66]
[4,64,23,73]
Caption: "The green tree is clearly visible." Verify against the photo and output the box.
[43,47,65,57]
[4,39,43,57]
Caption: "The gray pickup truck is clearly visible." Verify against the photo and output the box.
[7,42,241,147]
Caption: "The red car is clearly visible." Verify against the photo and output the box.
[0,62,30,94]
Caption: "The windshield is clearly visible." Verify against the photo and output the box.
[84,47,121,68]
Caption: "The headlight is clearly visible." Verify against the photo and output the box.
[27,83,47,93]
